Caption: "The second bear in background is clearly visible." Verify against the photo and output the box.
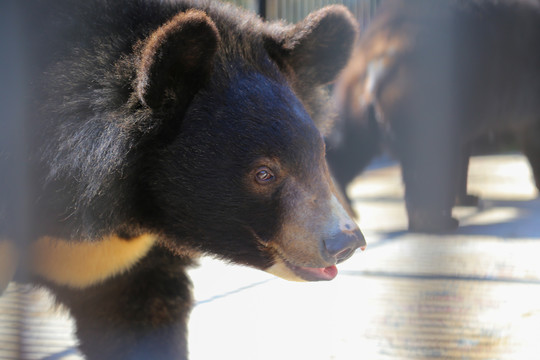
[330,0,540,233]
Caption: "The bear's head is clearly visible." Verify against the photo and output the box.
[135,5,365,281]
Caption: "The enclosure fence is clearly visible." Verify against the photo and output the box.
[225,0,380,29]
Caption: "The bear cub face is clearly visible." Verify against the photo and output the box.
[136,7,365,281]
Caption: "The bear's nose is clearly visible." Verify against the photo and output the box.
[324,229,366,263]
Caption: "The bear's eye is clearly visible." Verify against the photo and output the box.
[255,167,275,184]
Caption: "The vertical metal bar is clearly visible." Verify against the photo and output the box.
[258,0,267,18]
[266,0,277,20]
[1,0,28,358]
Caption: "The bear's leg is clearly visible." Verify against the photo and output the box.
[519,123,540,192]
[454,144,479,206]
[397,122,460,233]
[50,245,194,360]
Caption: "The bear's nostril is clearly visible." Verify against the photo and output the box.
[335,247,353,262]
[324,229,365,263]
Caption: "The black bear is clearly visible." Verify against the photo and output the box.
[330,0,540,232]
[0,1,365,359]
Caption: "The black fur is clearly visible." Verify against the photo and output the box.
[1,1,359,358]
[50,247,194,360]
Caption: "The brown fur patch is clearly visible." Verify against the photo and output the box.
[337,27,412,119]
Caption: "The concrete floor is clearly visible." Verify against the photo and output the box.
[2,153,540,359]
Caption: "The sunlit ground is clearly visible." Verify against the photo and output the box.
[2,153,540,360]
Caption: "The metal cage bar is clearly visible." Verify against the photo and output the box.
[224,0,379,27]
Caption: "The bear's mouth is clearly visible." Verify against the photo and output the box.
[264,249,339,282]
[277,254,338,281]
[286,261,338,281]
[251,228,339,282]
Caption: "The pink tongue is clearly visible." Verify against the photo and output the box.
[322,265,338,279]
[300,265,338,281]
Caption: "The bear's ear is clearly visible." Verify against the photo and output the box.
[136,10,220,110]
[265,5,358,85]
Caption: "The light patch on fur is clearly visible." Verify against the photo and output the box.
[30,234,156,288]
[330,195,358,234]
[0,240,19,294]
[350,29,410,112]
[266,261,306,282]
[361,56,393,108]
[365,58,387,95]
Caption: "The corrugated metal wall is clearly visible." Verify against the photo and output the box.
[226,0,260,13]
[265,0,378,28]
[224,0,379,29]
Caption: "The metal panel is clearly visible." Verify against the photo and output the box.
[225,0,379,28]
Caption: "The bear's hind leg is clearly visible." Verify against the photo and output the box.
[454,144,479,206]
[397,118,460,233]
[49,246,194,360]
[519,122,540,193]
